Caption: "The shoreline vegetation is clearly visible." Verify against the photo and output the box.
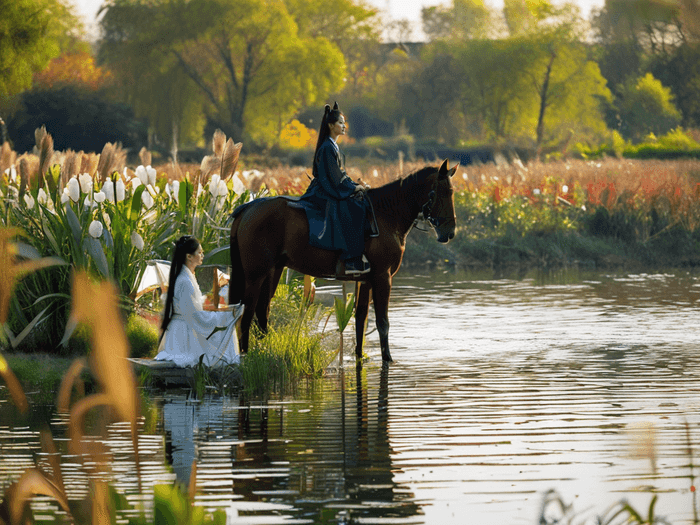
[3,132,700,382]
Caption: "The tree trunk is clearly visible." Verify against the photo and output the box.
[536,51,557,153]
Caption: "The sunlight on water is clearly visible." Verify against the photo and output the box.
[3,269,700,524]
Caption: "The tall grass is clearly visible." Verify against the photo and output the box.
[240,275,337,398]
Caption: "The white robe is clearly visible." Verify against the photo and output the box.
[154,266,244,368]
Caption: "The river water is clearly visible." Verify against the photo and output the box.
[3,268,700,524]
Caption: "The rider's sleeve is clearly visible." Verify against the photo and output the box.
[316,142,356,199]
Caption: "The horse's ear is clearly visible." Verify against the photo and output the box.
[333,101,339,110]
[438,159,459,178]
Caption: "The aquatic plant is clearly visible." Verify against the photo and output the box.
[240,272,335,397]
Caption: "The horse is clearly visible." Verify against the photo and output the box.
[228,159,458,362]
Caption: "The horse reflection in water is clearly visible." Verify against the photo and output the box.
[160,365,422,522]
[229,160,458,361]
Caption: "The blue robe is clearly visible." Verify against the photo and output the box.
[296,138,367,259]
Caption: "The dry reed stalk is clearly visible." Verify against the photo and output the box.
[212,129,225,157]
[221,138,242,180]
[34,126,47,152]
[38,133,54,191]
[18,157,30,198]
[139,146,151,167]
[0,142,15,175]
[96,142,115,182]
[60,150,78,188]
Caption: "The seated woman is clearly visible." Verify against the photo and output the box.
[299,102,370,275]
[155,235,244,367]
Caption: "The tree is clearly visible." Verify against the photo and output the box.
[616,73,681,141]
[650,43,700,127]
[0,0,83,120]
[420,0,496,41]
[7,86,147,153]
[34,51,113,91]
[99,0,346,148]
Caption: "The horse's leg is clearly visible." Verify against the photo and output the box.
[371,273,393,362]
[255,267,284,334]
[240,278,264,353]
[354,281,372,359]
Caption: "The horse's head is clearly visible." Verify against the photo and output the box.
[422,159,458,243]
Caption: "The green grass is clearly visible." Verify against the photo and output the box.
[240,282,337,398]
[5,353,94,406]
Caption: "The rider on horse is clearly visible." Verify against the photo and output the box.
[296,102,371,275]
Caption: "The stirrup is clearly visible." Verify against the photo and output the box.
[345,255,370,275]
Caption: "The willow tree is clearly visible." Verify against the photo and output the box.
[98,0,346,147]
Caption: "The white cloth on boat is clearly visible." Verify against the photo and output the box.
[154,266,244,368]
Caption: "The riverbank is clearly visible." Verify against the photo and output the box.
[402,228,700,273]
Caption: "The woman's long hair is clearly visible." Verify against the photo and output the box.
[160,235,200,340]
[313,102,343,177]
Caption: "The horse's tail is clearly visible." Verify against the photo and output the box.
[228,212,245,305]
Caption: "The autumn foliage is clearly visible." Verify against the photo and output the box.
[33,51,112,91]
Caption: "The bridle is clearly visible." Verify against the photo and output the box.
[413,183,453,233]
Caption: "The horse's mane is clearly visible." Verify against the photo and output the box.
[367,166,435,217]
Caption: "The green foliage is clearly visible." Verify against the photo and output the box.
[1,157,249,353]
[623,128,700,159]
[240,275,334,397]
[5,353,93,405]
[334,293,355,334]
[7,86,148,153]
[98,0,347,147]
[617,73,682,143]
[125,314,159,359]
[0,0,80,102]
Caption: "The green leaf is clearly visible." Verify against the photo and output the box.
[64,204,83,245]
[203,246,230,266]
[334,293,355,333]
[7,306,50,349]
[178,179,192,216]
[83,237,110,277]
[128,185,146,222]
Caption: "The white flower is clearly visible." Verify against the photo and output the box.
[93,191,106,203]
[116,180,125,202]
[147,166,156,187]
[209,174,221,196]
[24,193,35,209]
[232,174,245,196]
[103,180,115,202]
[67,178,80,202]
[216,180,228,198]
[561,185,568,194]
[8,166,17,182]
[141,190,154,209]
[78,173,92,194]
[88,220,103,238]
[84,195,93,208]
[532,188,541,195]
[132,177,142,190]
[196,183,203,199]
[172,180,180,203]
[135,165,149,186]
[61,188,70,204]
[37,188,48,205]
[131,231,144,251]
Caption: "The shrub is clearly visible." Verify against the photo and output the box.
[126,313,160,358]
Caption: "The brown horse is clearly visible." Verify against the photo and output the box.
[228,159,458,362]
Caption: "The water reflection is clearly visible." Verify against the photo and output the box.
[157,362,422,523]
[3,269,700,523]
